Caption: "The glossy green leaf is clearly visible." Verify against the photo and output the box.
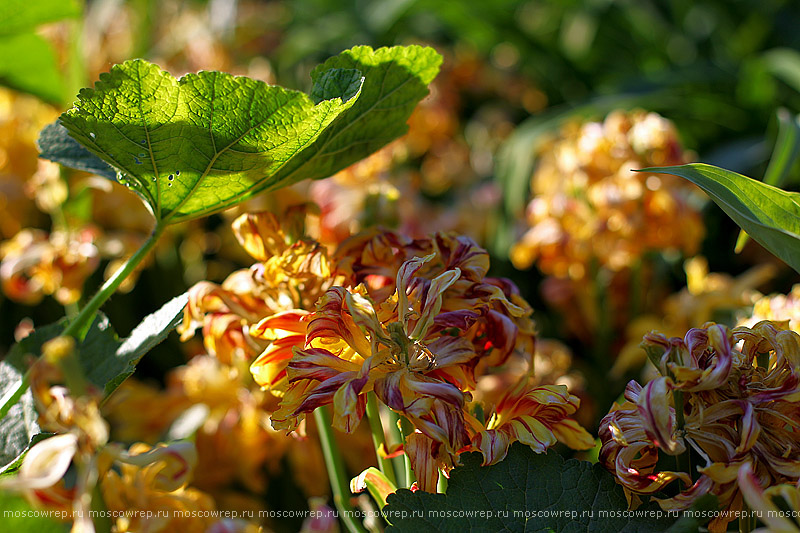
[644,163,800,274]
[53,45,440,224]
[735,109,800,252]
[0,0,80,36]
[384,444,670,532]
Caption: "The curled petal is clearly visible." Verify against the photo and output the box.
[405,432,442,493]
[737,463,800,533]
[1,433,78,491]
[636,377,685,455]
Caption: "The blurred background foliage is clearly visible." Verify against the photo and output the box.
[3,0,800,408]
[2,2,800,527]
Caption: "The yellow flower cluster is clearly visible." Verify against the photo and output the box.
[512,110,703,277]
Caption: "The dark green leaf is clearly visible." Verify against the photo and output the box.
[80,292,189,396]
[0,294,186,471]
[643,163,800,274]
[0,321,64,472]
[384,444,671,532]
[37,120,117,180]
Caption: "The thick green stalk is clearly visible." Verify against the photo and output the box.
[739,500,753,533]
[365,393,398,487]
[63,222,165,340]
[386,410,409,488]
[314,407,368,533]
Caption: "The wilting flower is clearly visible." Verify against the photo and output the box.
[612,257,774,378]
[600,321,800,532]
[265,227,588,491]
[469,382,594,466]
[180,208,338,367]
[738,462,800,533]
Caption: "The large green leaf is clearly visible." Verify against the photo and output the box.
[384,444,670,532]
[52,46,440,224]
[643,163,800,274]
[80,292,188,395]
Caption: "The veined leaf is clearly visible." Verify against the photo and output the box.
[384,444,670,532]
[643,163,800,274]
[51,45,441,224]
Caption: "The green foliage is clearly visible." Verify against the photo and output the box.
[46,45,440,224]
[0,293,187,472]
[0,0,81,36]
[664,494,718,533]
[0,0,81,104]
[644,163,800,274]
[384,444,671,532]
[80,292,188,395]
[0,492,69,532]
[36,120,117,181]
[0,322,63,474]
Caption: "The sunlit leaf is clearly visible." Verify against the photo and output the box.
[50,45,440,224]
[384,444,670,532]
[735,109,800,251]
[644,163,800,274]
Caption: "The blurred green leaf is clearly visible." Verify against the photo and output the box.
[762,48,800,94]
[0,0,80,36]
[644,163,800,274]
[0,33,67,104]
[0,492,69,531]
[0,322,64,473]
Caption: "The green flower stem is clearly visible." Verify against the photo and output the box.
[436,470,448,494]
[314,407,368,533]
[365,393,398,487]
[0,369,30,419]
[386,410,414,488]
[63,222,165,341]
[672,389,692,486]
